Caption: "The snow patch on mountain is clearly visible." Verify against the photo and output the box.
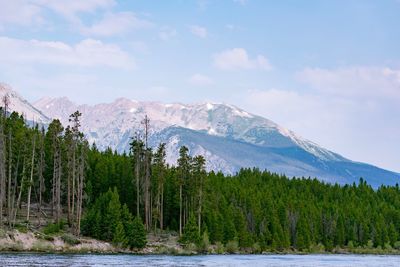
[0,84,390,187]
[33,96,346,163]
[0,83,50,123]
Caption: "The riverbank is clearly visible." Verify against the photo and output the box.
[1,229,400,255]
[0,228,193,254]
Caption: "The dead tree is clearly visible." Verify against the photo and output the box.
[26,128,37,221]
[141,115,150,231]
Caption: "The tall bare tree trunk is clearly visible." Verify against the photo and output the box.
[75,143,85,236]
[135,138,140,218]
[26,132,36,221]
[52,148,56,219]
[1,93,10,225]
[7,131,12,226]
[38,130,45,226]
[160,185,164,230]
[0,118,6,224]
[71,149,76,225]
[142,115,150,231]
[10,149,20,227]
[56,148,62,223]
[13,154,26,225]
[179,184,182,236]
[67,141,73,225]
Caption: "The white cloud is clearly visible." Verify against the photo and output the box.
[0,0,44,29]
[189,25,207,38]
[159,27,177,41]
[237,64,400,172]
[0,37,133,68]
[130,41,149,53]
[0,0,116,30]
[239,86,400,172]
[189,74,213,86]
[213,48,272,71]
[37,0,115,21]
[81,12,152,37]
[296,66,400,100]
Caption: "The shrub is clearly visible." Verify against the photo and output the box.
[185,242,198,252]
[43,221,65,235]
[384,242,393,250]
[252,242,261,254]
[32,240,52,252]
[15,223,28,233]
[366,240,374,249]
[0,228,6,238]
[198,231,210,253]
[309,243,325,253]
[226,240,239,254]
[8,241,24,251]
[61,234,80,246]
[215,241,225,254]
[394,241,400,250]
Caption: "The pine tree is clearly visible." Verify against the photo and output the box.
[181,214,200,245]
[130,216,147,248]
[177,146,190,236]
[153,143,166,231]
[296,215,311,250]
[192,155,206,235]
[113,222,127,248]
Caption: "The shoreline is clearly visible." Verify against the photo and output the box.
[1,230,400,256]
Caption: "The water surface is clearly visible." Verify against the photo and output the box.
[0,253,400,266]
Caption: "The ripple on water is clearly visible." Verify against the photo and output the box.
[0,254,400,267]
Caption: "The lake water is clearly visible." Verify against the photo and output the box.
[0,254,400,266]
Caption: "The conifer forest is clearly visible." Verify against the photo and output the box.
[1,95,400,252]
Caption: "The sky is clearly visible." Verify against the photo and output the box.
[0,0,399,172]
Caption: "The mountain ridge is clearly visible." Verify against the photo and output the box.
[0,83,50,123]
[0,84,398,187]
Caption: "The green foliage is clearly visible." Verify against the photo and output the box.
[199,231,210,252]
[81,188,146,249]
[180,215,200,245]
[14,224,28,234]
[5,110,400,253]
[252,242,261,254]
[113,222,127,248]
[129,217,147,249]
[215,241,225,254]
[43,221,65,235]
[61,234,81,246]
[225,240,239,254]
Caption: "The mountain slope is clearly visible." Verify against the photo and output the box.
[32,95,400,188]
[0,83,50,123]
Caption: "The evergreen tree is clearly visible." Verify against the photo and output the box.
[181,214,200,245]
[113,222,127,248]
[130,216,147,248]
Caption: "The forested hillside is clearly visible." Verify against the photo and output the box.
[1,99,400,252]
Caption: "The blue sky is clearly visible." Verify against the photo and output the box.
[0,0,399,172]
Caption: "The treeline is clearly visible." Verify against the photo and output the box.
[83,119,400,252]
[0,94,86,236]
[1,97,400,252]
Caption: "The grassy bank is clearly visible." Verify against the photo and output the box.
[1,228,400,256]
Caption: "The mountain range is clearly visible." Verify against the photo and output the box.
[0,83,398,188]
